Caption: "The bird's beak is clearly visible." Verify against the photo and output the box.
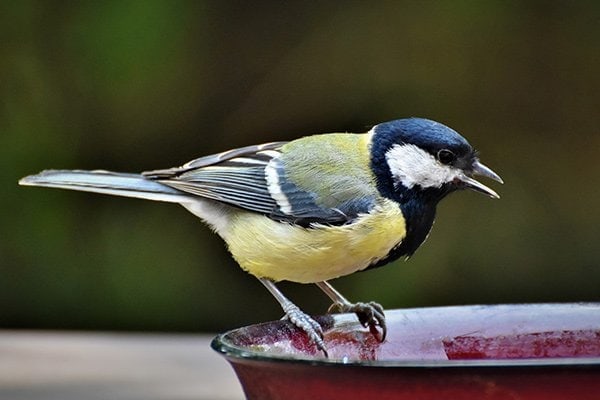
[458,160,503,199]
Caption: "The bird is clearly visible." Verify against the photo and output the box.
[19,117,502,355]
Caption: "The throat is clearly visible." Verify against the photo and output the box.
[367,196,437,269]
[396,197,437,256]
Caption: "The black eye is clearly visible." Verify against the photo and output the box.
[437,149,456,165]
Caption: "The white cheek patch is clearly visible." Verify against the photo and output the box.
[385,144,461,189]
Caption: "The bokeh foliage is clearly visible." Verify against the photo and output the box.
[2,1,599,332]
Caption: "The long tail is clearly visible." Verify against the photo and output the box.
[19,170,191,203]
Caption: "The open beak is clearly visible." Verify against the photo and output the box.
[458,160,503,199]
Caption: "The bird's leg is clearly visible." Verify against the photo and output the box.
[259,278,327,356]
[315,281,387,341]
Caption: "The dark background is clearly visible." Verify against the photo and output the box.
[2,1,599,333]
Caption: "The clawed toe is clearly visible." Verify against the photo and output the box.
[329,301,387,341]
[283,303,328,356]
[260,278,328,356]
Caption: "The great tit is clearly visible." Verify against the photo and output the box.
[19,117,502,355]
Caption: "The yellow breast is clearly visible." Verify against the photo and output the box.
[221,198,406,283]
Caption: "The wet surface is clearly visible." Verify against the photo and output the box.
[215,304,600,363]
[213,304,600,400]
[444,329,600,360]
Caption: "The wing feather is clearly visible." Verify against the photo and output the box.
[143,144,283,217]
[143,142,287,177]
[142,138,375,225]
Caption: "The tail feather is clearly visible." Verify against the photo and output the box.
[19,170,191,203]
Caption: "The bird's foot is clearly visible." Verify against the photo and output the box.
[283,302,328,356]
[328,301,387,341]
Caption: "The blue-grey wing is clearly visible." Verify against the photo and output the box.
[142,142,374,225]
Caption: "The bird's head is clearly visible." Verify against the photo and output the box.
[370,118,503,204]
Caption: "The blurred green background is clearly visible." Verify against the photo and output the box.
[2,1,599,333]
